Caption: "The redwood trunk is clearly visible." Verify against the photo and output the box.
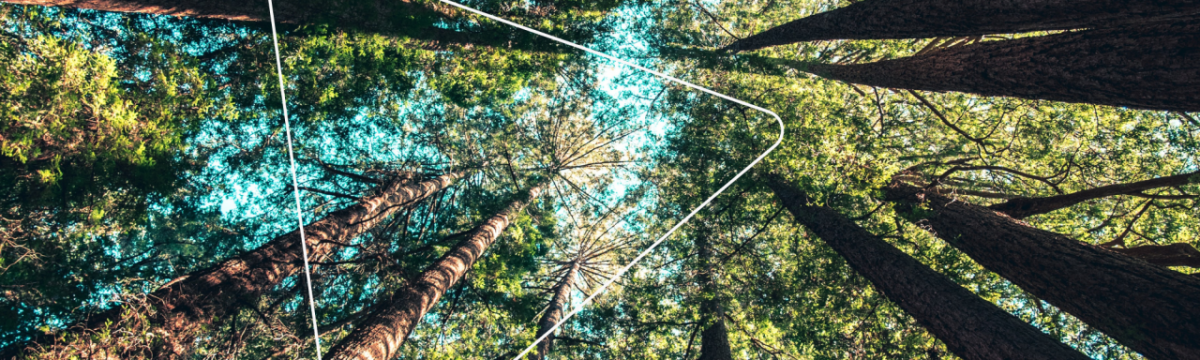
[1111,243,1200,268]
[7,172,460,357]
[1,0,524,50]
[3,0,393,25]
[324,184,545,360]
[801,21,1200,112]
[885,182,1200,360]
[696,229,733,360]
[768,177,1088,360]
[989,171,1200,218]
[724,0,1200,51]
[533,261,579,360]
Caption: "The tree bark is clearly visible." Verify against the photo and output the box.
[989,171,1200,218]
[885,181,1200,360]
[724,0,1200,52]
[1111,243,1200,268]
[796,20,1200,112]
[3,0,413,26]
[768,176,1088,360]
[4,171,460,358]
[1,0,552,51]
[533,261,579,360]
[324,183,545,360]
[696,227,733,360]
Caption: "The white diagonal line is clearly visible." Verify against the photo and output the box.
[435,2,784,358]
[265,1,324,358]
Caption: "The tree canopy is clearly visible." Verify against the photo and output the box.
[0,0,1197,359]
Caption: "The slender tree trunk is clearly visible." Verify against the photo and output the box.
[767,176,1088,360]
[4,171,460,358]
[533,261,579,360]
[0,0,554,51]
[325,183,545,360]
[794,21,1200,112]
[696,228,733,360]
[989,171,1200,218]
[2,0,413,26]
[885,181,1200,360]
[724,0,1200,52]
[1111,243,1200,268]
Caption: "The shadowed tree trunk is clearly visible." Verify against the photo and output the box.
[885,181,1200,360]
[324,183,546,360]
[988,171,1199,218]
[768,176,1088,360]
[723,0,1200,52]
[2,0,440,29]
[1,0,561,51]
[791,21,1200,112]
[2,171,461,358]
[533,261,579,360]
[1112,243,1200,268]
[696,227,733,360]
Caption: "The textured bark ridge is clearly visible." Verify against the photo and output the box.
[886,182,1200,360]
[696,228,733,360]
[2,0,508,49]
[768,177,1087,360]
[1112,243,1200,268]
[801,21,1200,112]
[533,261,579,360]
[989,171,1200,218]
[3,0,274,22]
[325,184,545,360]
[7,172,460,358]
[724,0,1200,51]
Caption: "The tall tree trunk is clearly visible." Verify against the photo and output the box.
[723,0,1200,52]
[768,176,1088,360]
[1111,243,1200,268]
[793,21,1200,112]
[2,0,432,27]
[5,171,461,358]
[696,227,733,360]
[988,170,1200,218]
[1,0,554,51]
[885,181,1200,360]
[325,183,546,360]
[533,261,579,360]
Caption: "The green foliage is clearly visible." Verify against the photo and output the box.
[2,0,1197,358]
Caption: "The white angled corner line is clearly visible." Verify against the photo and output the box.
[434,1,785,359]
[265,0,325,358]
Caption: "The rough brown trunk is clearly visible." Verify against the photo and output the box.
[885,182,1200,360]
[989,171,1200,218]
[4,172,459,358]
[724,0,1200,51]
[324,184,545,360]
[533,261,579,360]
[1,0,537,50]
[696,227,733,360]
[768,176,1088,360]
[1112,243,1200,268]
[4,0,381,25]
[799,21,1200,112]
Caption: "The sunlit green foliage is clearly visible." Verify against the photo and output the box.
[1,0,1197,358]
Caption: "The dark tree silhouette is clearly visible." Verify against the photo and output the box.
[768,176,1089,360]
[723,0,1200,52]
[988,171,1200,218]
[886,181,1200,360]
[787,21,1200,112]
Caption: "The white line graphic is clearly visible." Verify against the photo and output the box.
[433,2,785,358]
[265,0,325,358]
